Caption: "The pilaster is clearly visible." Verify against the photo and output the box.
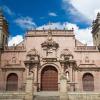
[69,60,76,91]
[33,65,38,92]
[25,65,34,100]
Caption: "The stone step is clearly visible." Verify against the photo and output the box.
[0,99,23,100]
[34,96,60,100]
[34,91,59,96]
[34,92,60,100]
[0,92,25,100]
[0,95,24,99]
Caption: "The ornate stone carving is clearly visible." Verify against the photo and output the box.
[60,49,73,61]
[41,30,59,60]
[24,48,40,69]
[26,48,39,62]
[85,56,89,63]
[41,31,59,49]
[27,48,38,56]
[98,44,100,51]
[12,57,16,63]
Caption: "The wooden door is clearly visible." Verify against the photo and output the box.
[6,73,18,91]
[41,66,58,91]
[83,73,94,91]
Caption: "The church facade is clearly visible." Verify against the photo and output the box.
[0,10,100,95]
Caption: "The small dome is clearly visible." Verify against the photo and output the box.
[27,48,38,56]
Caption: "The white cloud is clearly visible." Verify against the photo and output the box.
[37,22,65,30]
[15,16,36,30]
[37,22,93,45]
[63,0,100,20]
[66,24,93,45]
[3,5,15,16]
[8,35,23,46]
[77,28,93,46]
[48,12,57,17]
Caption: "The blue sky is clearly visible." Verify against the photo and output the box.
[0,0,100,45]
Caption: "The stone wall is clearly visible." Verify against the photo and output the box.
[0,92,25,100]
[68,92,100,100]
[0,92,100,100]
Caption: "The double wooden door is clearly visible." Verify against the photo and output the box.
[41,66,58,91]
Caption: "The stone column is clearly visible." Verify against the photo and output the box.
[69,63,73,82]
[33,64,38,92]
[60,74,69,100]
[25,65,34,100]
[69,63,74,91]
[69,61,76,92]
[60,61,65,76]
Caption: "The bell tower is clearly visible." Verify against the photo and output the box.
[0,8,9,49]
[92,13,100,46]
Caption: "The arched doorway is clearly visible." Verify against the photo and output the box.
[6,73,18,91]
[82,73,94,91]
[41,65,58,91]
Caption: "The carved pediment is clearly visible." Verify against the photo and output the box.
[2,57,21,67]
[60,49,73,61]
[27,48,39,56]
[41,37,59,49]
[24,48,40,65]
[41,30,59,49]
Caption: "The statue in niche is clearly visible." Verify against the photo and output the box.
[46,48,53,56]
[66,71,70,82]
[12,57,16,63]
[85,56,89,63]
[27,69,34,80]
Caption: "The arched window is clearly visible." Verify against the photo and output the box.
[6,73,18,91]
[82,73,94,91]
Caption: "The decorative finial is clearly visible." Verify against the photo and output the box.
[48,21,52,30]
[55,27,57,30]
[64,22,68,30]
[48,29,52,41]
[0,7,3,16]
[97,12,100,19]
[72,27,74,31]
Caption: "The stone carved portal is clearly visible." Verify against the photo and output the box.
[41,65,58,91]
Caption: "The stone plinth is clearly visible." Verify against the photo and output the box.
[60,74,69,100]
[25,72,33,100]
